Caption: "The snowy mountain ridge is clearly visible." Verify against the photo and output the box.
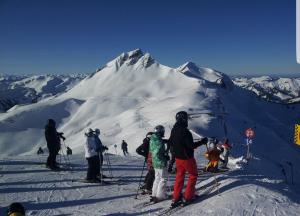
[0,73,87,112]
[233,76,300,104]
[1,49,300,215]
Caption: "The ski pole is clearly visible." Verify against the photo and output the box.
[135,160,146,199]
[105,153,113,178]
[280,165,288,184]
[287,162,294,185]
[63,140,71,166]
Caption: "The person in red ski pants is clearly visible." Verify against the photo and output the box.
[168,111,208,207]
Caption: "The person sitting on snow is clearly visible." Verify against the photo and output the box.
[205,138,222,172]
[84,128,101,183]
[136,132,155,194]
[149,125,169,203]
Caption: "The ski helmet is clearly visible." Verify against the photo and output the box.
[85,128,94,135]
[154,125,165,137]
[94,128,100,135]
[175,111,188,123]
[6,202,25,216]
[47,119,56,126]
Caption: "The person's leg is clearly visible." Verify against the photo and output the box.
[173,159,186,202]
[46,149,51,167]
[184,158,198,201]
[95,155,100,177]
[86,157,93,180]
[157,168,168,200]
[152,168,161,198]
[49,149,57,169]
[146,168,155,191]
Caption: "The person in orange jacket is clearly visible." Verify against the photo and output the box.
[205,138,222,172]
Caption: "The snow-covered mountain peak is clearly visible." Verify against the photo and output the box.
[177,61,234,89]
[105,49,150,70]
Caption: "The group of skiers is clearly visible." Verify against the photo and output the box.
[135,111,232,208]
[43,110,232,208]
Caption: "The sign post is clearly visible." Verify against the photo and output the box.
[294,124,300,146]
[114,144,118,155]
[245,128,255,160]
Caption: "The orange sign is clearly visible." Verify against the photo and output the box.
[295,124,300,145]
[245,128,255,138]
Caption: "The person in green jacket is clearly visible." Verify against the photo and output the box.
[149,125,168,202]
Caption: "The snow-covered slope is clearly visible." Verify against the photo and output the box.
[0,74,86,112]
[233,76,300,104]
[1,49,300,215]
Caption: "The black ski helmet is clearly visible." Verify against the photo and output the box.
[47,119,56,126]
[175,111,188,123]
[7,202,25,216]
[154,125,165,137]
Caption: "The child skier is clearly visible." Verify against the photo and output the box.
[205,138,222,172]
[149,125,168,202]
[136,132,155,194]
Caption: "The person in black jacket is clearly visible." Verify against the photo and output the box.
[136,132,154,194]
[168,111,208,207]
[45,119,65,170]
[121,140,129,156]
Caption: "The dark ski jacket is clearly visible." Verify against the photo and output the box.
[121,141,128,150]
[45,123,61,152]
[136,137,150,159]
[168,121,207,160]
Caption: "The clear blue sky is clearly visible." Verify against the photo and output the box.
[0,0,299,75]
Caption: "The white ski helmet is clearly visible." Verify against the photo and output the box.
[86,128,94,135]
[94,128,100,135]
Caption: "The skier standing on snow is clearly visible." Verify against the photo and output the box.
[84,128,101,182]
[45,119,65,170]
[121,140,129,156]
[219,138,232,169]
[94,128,108,179]
[169,111,208,207]
[136,132,155,194]
[149,125,169,202]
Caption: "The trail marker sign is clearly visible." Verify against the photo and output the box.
[295,124,300,145]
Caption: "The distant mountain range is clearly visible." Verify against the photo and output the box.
[233,76,300,104]
[1,61,299,113]
[0,74,87,112]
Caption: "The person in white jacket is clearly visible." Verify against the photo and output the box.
[84,128,100,182]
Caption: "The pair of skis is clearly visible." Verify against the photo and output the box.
[156,182,221,215]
